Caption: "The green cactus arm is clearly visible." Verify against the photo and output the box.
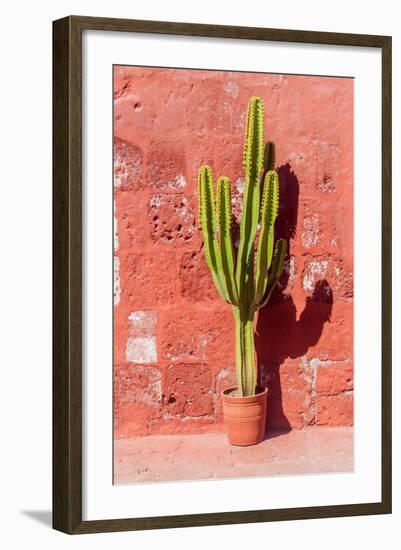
[236,97,265,309]
[242,97,265,180]
[198,166,230,303]
[263,141,275,172]
[259,141,275,211]
[254,170,279,305]
[259,238,287,308]
[216,177,238,305]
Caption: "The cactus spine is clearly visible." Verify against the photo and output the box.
[198,97,287,396]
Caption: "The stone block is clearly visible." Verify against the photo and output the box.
[160,307,234,363]
[120,251,178,306]
[147,140,187,190]
[162,363,213,417]
[148,193,197,246]
[316,392,353,426]
[179,250,219,302]
[113,137,143,191]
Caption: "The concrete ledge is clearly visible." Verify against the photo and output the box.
[114,426,353,484]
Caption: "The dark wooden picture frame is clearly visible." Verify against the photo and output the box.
[53,15,392,534]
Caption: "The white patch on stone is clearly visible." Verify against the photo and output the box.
[154,174,187,190]
[114,142,141,188]
[114,171,122,189]
[308,357,351,372]
[318,173,335,192]
[233,178,245,224]
[302,260,328,291]
[224,80,239,97]
[142,379,161,405]
[176,197,194,235]
[302,273,313,292]
[176,196,189,216]
[128,310,157,336]
[173,174,187,188]
[114,256,120,305]
[309,357,320,371]
[301,213,320,247]
[235,178,245,194]
[114,200,119,252]
[113,149,125,189]
[149,195,162,208]
[125,336,157,364]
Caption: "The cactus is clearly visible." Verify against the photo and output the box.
[198,97,287,396]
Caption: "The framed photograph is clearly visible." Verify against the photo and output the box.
[53,16,392,534]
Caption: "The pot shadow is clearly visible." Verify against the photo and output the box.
[254,163,333,436]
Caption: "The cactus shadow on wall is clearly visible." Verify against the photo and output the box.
[255,162,333,434]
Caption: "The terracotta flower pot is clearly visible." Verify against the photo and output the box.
[222,386,268,446]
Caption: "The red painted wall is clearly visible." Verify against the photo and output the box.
[113,66,354,438]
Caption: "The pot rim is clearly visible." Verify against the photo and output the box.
[221,386,268,401]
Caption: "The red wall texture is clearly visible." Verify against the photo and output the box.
[113,66,354,438]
